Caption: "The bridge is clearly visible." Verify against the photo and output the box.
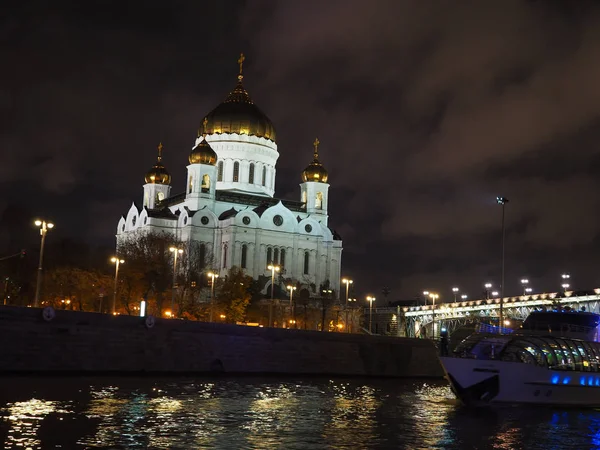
[367,289,600,338]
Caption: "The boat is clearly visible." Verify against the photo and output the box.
[440,308,600,406]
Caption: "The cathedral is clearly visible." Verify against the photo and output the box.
[116,55,343,299]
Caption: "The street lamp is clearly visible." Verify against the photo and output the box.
[491,291,499,297]
[520,278,529,295]
[208,271,219,322]
[287,284,297,328]
[429,293,439,338]
[267,264,280,327]
[348,297,357,332]
[561,283,570,292]
[169,247,183,317]
[367,296,376,333]
[452,287,459,302]
[33,219,54,307]
[461,294,468,300]
[484,283,492,300]
[110,257,124,314]
[524,287,532,294]
[497,196,509,333]
[342,278,353,333]
[422,290,429,306]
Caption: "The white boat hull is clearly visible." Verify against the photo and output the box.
[440,356,600,407]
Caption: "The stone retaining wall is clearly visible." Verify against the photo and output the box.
[0,306,444,378]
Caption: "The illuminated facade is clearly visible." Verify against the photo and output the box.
[116,56,343,297]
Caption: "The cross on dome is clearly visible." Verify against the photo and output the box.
[157,142,163,162]
[313,138,320,159]
[238,53,245,80]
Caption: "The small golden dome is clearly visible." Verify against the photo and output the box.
[302,138,329,183]
[189,138,217,165]
[145,143,171,185]
[202,54,276,143]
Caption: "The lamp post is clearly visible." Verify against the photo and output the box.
[169,247,183,317]
[561,273,570,292]
[367,296,376,333]
[461,294,468,300]
[524,287,532,295]
[110,257,124,314]
[422,290,429,306]
[484,283,492,300]
[267,264,280,327]
[497,196,509,333]
[33,219,54,307]
[208,271,218,322]
[348,297,357,332]
[561,283,570,293]
[342,278,353,333]
[520,278,529,295]
[287,285,297,328]
[452,287,459,302]
[429,293,439,338]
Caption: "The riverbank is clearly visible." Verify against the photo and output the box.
[0,306,444,378]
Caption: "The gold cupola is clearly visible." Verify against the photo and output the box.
[144,143,171,185]
[302,138,329,183]
[202,53,277,142]
[189,118,218,165]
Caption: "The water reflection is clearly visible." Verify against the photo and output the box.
[2,377,600,449]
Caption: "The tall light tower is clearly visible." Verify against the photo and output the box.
[497,196,509,333]
[367,296,376,333]
[561,273,571,293]
[33,219,54,307]
[267,264,280,327]
[169,246,183,317]
[287,285,297,328]
[208,271,219,322]
[484,283,492,300]
[110,257,124,314]
[342,278,353,333]
[429,292,439,338]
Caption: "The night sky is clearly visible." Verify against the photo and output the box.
[3,0,600,302]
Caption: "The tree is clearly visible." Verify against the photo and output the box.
[44,267,112,312]
[214,266,252,323]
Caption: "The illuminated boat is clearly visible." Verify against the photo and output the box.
[440,310,600,406]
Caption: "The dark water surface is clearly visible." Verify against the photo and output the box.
[1,376,599,449]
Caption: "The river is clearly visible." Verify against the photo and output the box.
[1,376,599,449]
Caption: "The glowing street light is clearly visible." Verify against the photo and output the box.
[484,283,492,300]
[521,278,529,295]
[110,257,124,314]
[33,219,54,307]
[267,264,280,327]
[429,293,439,338]
[497,196,509,333]
[169,247,183,317]
[287,284,297,328]
[342,278,353,333]
[561,283,570,292]
[367,296,376,333]
[452,287,459,302]
[207,271,219,322]
[524,287,533,294]
[461,294,468,300]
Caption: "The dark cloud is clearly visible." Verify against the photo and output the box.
[2,0,600,301]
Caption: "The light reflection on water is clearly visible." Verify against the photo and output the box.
[2,377,600,449]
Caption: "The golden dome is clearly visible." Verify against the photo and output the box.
[302,138,329,183]
[189,138,217,165]
[203,54,276,142]
[145,143,171,185]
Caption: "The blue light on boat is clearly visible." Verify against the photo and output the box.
[563,377,571,384]
[595,378,600,387]
[589,377,594,386]
[580,377,586,386]
[551,375,560,385]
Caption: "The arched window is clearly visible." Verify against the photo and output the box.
[267,247,272,265]
[262,166,266,186]
[188,176,193,194]
[280,249,285,268]
[218,161,224,181]
[201,174,210,192]
[223,243,228,269]
[241,244,247,269]
[304,251,309,275]
[233,161,240,182]
[274,248,279,265]
[316,192,323,210]
[249,163,255,184]
[199,243,206,266]
[302,191,307,204]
